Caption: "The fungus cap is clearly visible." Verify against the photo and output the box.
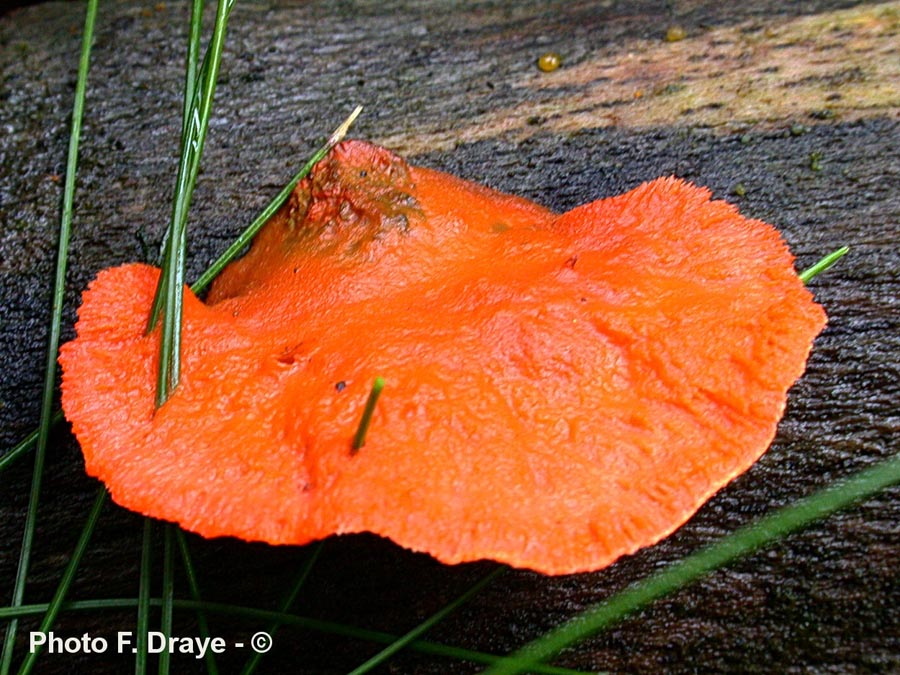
[60,140,826,575]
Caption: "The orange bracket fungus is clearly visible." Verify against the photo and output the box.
[60,140,826,575]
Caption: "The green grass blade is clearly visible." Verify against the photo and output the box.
[174,530,219,675]
[159,527,176,675]
[800,246,849,283]
[154,0,235,406]
[136,520,154,675]
[239,543,324,675]
[191,105,362,294]
[15,488,106,675]
[346,566,505,675]
[0,2,98,671]
[479,452,900,675]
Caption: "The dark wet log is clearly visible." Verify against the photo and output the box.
[1,1,897,673]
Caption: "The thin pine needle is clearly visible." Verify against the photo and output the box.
[192,105,363,294]
[352,376,385,452]
[0,411,62,472]
[346,566,505,675]
[136,520,154,675]
[800,246,849,283]
[181,0,205,141]
[147,0,209,332]
[479,452,900,675]
[0,2,98,671]
[153,0,235,407]
[159,527,176,675]
[15,488,106,675]
[239,543,324,675]
[174,531,220,675]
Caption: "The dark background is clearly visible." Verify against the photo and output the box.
[1,1,898,673]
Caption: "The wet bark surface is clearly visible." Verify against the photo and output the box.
[1,1,898,673]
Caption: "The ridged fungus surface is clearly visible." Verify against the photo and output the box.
[60,140,826,574]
